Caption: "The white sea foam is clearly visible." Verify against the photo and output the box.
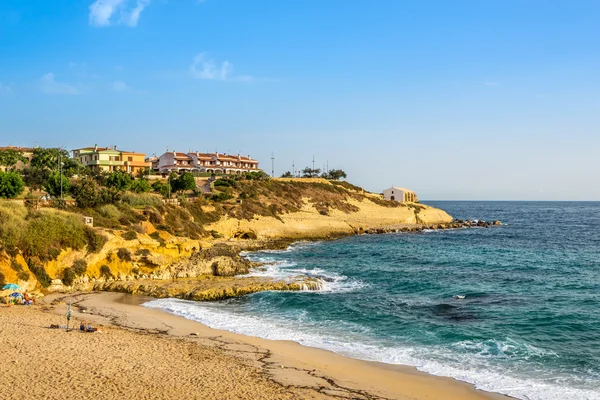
[143,299,600,400]
[241,253,366,293]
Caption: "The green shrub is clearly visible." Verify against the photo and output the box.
[0,171,25,199]
[143,207,163,225]
[106,171,132,191]
[122,230,137,241]
[72,259,88,275]
[117,248,132,262]
[122,193,163,208]
[10,259,30,281]
[210,230,223,239]
[0,201,27,250]
[29,263,52,288]
[71,178,101,208]
[151,181,171,198]
[62,268,77,286]
[85,228,107,253]
[100,265,113,279]
[214,178,237,188]
[210,192,233,202]
[149,231,161,240]
[48,248,61,260]
[129,179,152,194]
[62,259,87,286]
[19,211,88,261]
[98,204,122,219]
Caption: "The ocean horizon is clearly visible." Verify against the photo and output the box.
[145,201,600,400]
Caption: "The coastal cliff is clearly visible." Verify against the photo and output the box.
[0,179,453,297]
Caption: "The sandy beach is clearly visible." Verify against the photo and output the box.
[0,292,512,400]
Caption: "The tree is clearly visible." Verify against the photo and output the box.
[21,167,51,191]
[326,169,347,181]
[151,181,171,198]
[61,157,83,178]
[302,167,321,178]
[106,171,132,191]
[43,172,70,198]
[0,149,26,169]
[0,171,25,198]
[30,148,69,171]
[130,178,151,193]
[71,178,100,208]
[173,172,196,193]
[168,172,178,194]
[81,166,107,185]
[280,171,293,178]
[135,167,151,179]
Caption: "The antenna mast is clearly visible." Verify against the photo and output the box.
[271,152,275,178]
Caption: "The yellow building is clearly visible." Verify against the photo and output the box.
[72,145,150,173]
[121,151,150,174]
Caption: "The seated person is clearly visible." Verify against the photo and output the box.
[80,321,98,332]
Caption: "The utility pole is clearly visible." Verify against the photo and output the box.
[292,160,295,177]
[327,160,329,174]
[271,152,275,178]
[312,155,315,177]
[59,149,63,200]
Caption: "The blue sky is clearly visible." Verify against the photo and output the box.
[1,0,599,200]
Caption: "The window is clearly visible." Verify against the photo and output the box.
[128,156,133,162]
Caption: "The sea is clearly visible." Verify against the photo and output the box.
[144,202,600,400]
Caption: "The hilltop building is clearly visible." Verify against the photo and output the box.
[155,151,260,174]
[0,146,34,172]
[72,145,150,174]
[383,187,418,203]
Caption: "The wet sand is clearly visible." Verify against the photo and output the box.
[0,293,512,399]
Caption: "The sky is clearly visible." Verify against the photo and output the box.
[0,0,599,200]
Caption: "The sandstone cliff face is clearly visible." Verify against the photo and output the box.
[206,198,452,241]
[0,191,453,296]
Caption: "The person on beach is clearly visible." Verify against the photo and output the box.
[80,321,98,332]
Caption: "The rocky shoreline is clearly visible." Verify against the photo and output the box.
[363,219,501,235]
[41,219,503,302]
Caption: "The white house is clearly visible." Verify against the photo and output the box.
[383,187,418,203]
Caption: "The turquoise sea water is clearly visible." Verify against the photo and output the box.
[145,202,600,400]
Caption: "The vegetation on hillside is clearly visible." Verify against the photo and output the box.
[0,148,411,265]
[0,201,107,263]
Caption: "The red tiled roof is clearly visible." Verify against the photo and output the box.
[166,151,259,163]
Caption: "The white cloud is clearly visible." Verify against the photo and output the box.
[190,53,253,82]
[88,0,150,27]
[40,73,79,95]
[112,80,131,91]
[122,0,150,27]
[89,0,124,26]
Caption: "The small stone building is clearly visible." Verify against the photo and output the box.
[383,187,418,203]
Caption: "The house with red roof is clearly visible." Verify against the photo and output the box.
[156,151,260,174]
